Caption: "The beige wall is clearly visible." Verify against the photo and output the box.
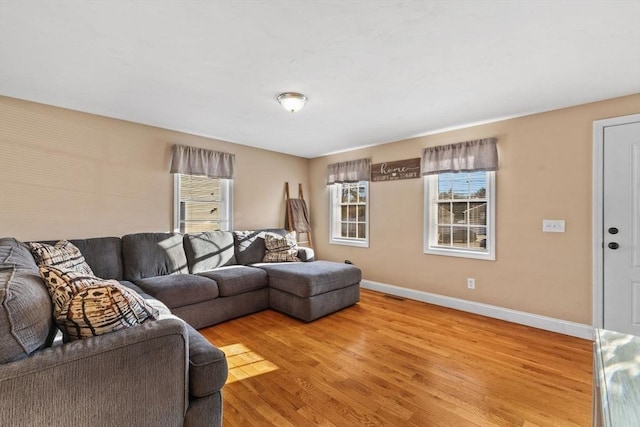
[309,94,640,325]
[0,96,310,240]
[3,94,639,324]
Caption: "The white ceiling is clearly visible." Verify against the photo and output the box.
[1,1,639,158]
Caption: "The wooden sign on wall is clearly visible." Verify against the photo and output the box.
[371,158,421,182]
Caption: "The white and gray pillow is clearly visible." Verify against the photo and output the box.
[39,266,158,341]
[30,240,94,275]
[262,232,300,263]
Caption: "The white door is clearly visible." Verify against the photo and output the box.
[603,119,640,336]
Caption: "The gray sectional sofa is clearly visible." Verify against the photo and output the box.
[0,228,361,427]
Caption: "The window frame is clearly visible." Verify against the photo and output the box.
[329,181,370,248]
[173,174,233,233]
[423,171,495,260]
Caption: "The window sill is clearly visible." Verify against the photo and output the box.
[330,238,369,248]
[424,246,495,261]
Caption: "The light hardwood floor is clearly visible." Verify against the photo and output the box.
[200,289,593,426]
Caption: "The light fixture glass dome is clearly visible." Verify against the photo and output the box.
[277,92,307,113]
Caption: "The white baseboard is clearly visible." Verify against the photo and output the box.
[360,280,594,340]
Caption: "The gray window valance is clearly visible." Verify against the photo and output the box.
[326,158,371,184]
[170,144,236,179]
[421,137,498,175]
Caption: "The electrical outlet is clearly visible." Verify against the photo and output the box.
[467,278,476,289]
[543,219,566,233]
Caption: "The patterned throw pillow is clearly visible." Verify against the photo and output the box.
[39,266,158,341]
[30,240,94,275]
[262,232,300,263]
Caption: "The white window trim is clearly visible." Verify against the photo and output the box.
[423,172,495,260]
[329,182,370,248]
[173,175,233,233]
[222,179,233,231]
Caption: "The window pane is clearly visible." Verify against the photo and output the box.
[438,174,453,200]
[180,175,221,201]
[348,223,356,238]
[341,223,348,238]
[357,223,366,239]
[469,172,487,198]
[437,203,451,224]
[341,206,348,220]
[341,187,350,203]
[471,226,487,249]
[438,226,451,245]
[447,172,488,200]
[453,174,470,200]
[357,205,366,221]
[358,185,367,203]
[348,206,356,221]
[181,201,220,221]
[451,226,471,246]
[472,187,486,198]
[468,202,487,225]
[351,186,359,203]
[452,202,467,224]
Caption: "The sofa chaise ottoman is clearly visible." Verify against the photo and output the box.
[231,229,362,322]
[259,261,361,322]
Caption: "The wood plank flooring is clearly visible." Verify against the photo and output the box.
[199,289,593,426]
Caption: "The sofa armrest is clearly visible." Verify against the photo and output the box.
[184,323,228,397]
[0,318,189,427]
[297,247,315,262]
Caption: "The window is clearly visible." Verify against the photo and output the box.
[424,171,495,260]
[329,181,369,247]
[174,174,232,233]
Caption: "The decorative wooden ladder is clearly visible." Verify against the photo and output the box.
[285,182,313,248]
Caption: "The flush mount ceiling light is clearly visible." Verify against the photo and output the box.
[277,92,307,113]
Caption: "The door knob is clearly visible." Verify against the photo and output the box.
[608,242,619,250]
[608,227,619,234]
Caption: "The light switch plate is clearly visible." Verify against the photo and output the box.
[543,219,566,233]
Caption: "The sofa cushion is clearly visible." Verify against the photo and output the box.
[39,266,159,341]
[262,232,300,263]
[69,237,124,280]
[29,240,94,275]
[0,238,55,363]
[135,274,219,309]
[122,233,188,280]
[118,281,173,318]
[197,265,267,297]
[118,280,151,298]
[257,260,362,298]
[184,322,228,397]
[184,231,236,273]
[0,238,39,272]
[36,238,124,280]
[233,229,287,265]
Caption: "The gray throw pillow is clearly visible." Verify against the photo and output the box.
[183,231,236,273]
[0,239,55,363]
